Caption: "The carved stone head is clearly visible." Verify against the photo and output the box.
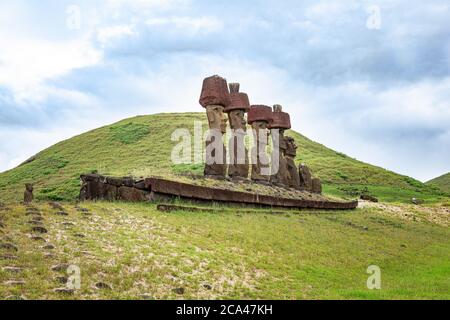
[206,105,228,134]
[285,136,297,157]
[228,109,247,132]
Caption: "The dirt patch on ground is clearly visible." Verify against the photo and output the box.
[358,200,450,227]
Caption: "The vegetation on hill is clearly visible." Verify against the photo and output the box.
[0,113,447,203]
[427,173,450,193]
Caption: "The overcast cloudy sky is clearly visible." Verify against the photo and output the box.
[0,0,449,181]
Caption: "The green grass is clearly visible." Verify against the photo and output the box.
[0,112,447,203]
[0,201,448,299]
[427,172,450,193]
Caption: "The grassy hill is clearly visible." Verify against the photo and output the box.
[0,112,448,300]
[427,173,450,193]
[0,112,446,203]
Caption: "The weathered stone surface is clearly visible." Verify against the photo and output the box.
[31,226,48,234]
[225,83,250,112]
[269,105,291,130]
[204,105,227,179]
[0,243,18,251]
[172,287,185,295]
[299,164,313,191]
[2,266,22,273]
[30,236,46,242]
[360,195,379,202]
[227,109,249,180]
[285,136,300,190]
[270,129,290,188]
[312,178,322,194]
[199,75,231,108]
[95,282,112,290]
[118,186,150,202]
[54,288,74,294]
[49,201,64,210]
[51,264,70,272]
[24,184,33,204]
[247,105,273,124]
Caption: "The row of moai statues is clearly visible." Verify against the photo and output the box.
[199,75,322,193]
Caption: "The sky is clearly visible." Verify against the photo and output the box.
[0,0,449,182]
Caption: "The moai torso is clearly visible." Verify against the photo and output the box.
[285,136,300,190]
[312,178,322,194]
[226,83,250,180]
[269,105,292,188]
[24,183,33,204]
[299,164,313,191]
[248,105,273,183]
[199,75,230,179]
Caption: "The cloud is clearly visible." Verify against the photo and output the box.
[0,0,449,182]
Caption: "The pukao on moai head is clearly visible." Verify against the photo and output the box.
[225,83,251,180]
[269,105,291,188]
[285,136,301,190]
[247,105,273,184]
[199,75,231,179]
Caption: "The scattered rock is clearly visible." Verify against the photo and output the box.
[49,202,64,210]
[44,253,55,259]
[54,276,68,284]
[51,264,70,272]
[28,220,44,226]
[55,211,68,216]
[5,295,26,300]
[30,236,46,242]
[3,280,26,286]
[0,243,18,251]
[31,216,44,222]
[1,254,18,260]
[53,288,74,295]
[62,222,75,227]
[74,233,86,238]
[2,266,22,273]
[411,198,424,205]
[95,282,112,290]
[401,244,407,248]
[203,284,212,290]
[172,287,185,295]
[31,226,48,234]
[42,244,55,250]
[139,294,155,300]
[360,195,379,203]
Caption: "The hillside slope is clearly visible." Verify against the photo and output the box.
[427,173,450,193]
[0,113,446,203]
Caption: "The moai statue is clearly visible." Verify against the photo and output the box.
[269,105,291,188]
[312,177,322,194]
[299,164,313,191]
[285,136,301,190]
[24,183,34,204]
[225,83,251,181]
[199,75,231,179]
[247,105,273,184]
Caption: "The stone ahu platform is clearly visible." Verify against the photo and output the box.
[80,174,358,210]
